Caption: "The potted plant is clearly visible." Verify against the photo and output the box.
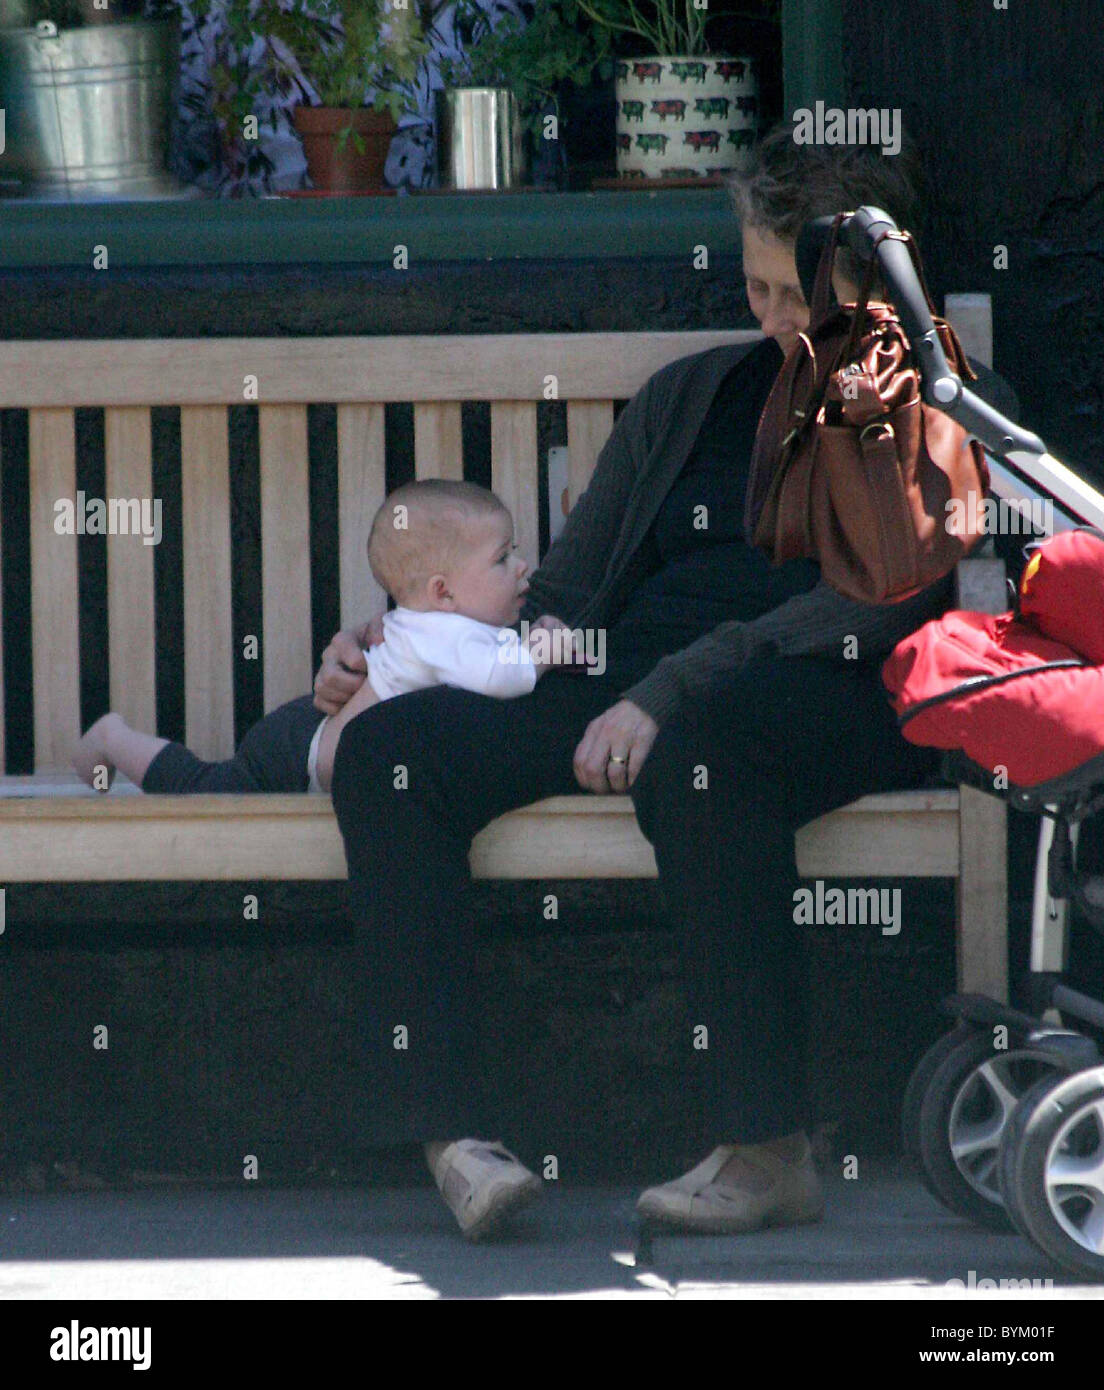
[0,0,184,198]
[178,0,432,195]
[435,0,608,189]
[573,0,780,181]
[280,0,429,193]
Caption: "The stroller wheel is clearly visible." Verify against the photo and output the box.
[997,1069,1070,1245]
[916,1032,1074,1230]
[998,1065,1104,1281]
[902,1025,976,1200]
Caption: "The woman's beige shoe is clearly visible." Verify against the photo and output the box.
[427,1138,542,1242]
[636,1134,825,1234]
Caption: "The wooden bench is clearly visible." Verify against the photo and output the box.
[0,305,1008,998]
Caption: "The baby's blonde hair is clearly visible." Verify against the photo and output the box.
[367,479,509,604]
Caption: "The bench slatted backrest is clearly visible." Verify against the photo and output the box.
[566,402,617,510]
[179,406,233,760]
[106,406,157,735]
[29,407,81,770]
[0,329,785,768]
[258,403,312,709]
[336,404,388,634]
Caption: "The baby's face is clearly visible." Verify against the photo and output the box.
[444,511,530,626]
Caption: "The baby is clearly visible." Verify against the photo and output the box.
[73,479,580,797]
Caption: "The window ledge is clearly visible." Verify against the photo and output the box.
[0,187,742,269]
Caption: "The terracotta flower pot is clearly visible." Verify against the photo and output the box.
[292,106,398,193]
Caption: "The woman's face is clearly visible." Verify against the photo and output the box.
[741,224,861,358]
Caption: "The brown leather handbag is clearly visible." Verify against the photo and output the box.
[745,213,990,604]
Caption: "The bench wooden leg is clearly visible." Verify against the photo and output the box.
[955,784,1008,1001]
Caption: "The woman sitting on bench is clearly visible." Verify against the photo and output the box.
[315,124,1020,1243]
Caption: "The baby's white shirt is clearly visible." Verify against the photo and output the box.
[366,608,537,700]
[307,609,536,793]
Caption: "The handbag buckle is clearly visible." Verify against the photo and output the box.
[860,419,895,441]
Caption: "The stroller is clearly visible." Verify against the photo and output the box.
[902,742,1104,1282]
[798,210,1104,1281]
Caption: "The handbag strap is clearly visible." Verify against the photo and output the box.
[896,228,939,317]
[808,217,900,378]
[839,233,893,363]
[897,659,1087,728]
[811,220,941,364]
[809,212,848,326]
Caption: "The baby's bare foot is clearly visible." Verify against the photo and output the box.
[73,713,124,791]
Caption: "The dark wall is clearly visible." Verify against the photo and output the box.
[844,0,1104,484]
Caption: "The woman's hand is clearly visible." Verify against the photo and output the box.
[573,699,659,794]
[313,616,385,715]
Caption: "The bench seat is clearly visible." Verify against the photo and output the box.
[0,773,1004,1006]
[0,777,962,882]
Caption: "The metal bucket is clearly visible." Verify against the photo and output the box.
[0,17,184,199]
[435,87,526,191]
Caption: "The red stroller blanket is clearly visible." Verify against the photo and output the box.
[882,528,1104,788]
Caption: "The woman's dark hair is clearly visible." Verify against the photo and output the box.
[724,121,927,292]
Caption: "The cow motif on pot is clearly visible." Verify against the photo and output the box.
[614,54,758,180]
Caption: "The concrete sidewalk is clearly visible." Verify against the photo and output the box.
[0,1161,1100,1300]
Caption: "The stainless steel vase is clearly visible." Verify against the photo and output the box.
[434,87,526,191]
[0,16,185,200]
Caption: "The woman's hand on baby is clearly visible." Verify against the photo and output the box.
[355,614,386,649]
[314,619,382,714]
[573,699,659,794]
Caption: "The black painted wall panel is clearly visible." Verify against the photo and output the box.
[842,0,1104,483]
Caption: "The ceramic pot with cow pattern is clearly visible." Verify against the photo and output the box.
[614,54,758,180]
